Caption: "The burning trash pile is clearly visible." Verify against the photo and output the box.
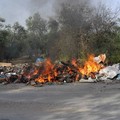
[0,54,120,86]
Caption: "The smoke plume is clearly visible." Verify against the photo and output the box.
[28,0,92,18]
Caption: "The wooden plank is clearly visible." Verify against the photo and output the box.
[0,62,12,67]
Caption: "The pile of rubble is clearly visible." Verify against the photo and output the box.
[0,54,120,86]
[0,63,28,84]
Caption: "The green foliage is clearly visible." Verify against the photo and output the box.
[107,32,120,63]
[0,29,9,60]
[26,13,47,57]
[0,3,120,63]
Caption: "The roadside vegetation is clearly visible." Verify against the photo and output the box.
[0,1,120,63]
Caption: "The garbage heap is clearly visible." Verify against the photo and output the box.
[0,54,120,86]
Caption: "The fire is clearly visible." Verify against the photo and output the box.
[79,54,104,76]
[35,58,56,83]
[31,54,106,84]
[32,68,38,75]
[71,58,78,68]
[35,76,45,83]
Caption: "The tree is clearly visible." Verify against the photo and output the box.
[89,4,120,58]
[48,18,59,33]
[46,18,60,60]
[26,13,47,57]
[0,17,5,22]
[0,17,5,28]
[3,22,27,60]
[56,2,120,62]
[0,29,9,60]
[57,2,93,59]
[0,17,7,60]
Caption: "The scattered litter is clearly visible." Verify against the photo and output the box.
[0,54,120,86]
[80,78,97,83]
[94,54,106,63]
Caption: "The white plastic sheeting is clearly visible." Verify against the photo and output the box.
[99,63,120,79]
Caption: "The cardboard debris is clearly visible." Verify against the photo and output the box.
[0,62,12,67]
[94,54,106,63]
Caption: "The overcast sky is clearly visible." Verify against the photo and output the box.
[0,0,120,26]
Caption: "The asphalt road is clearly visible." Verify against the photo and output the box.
[0,82,120,120]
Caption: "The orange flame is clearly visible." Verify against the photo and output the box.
[35,76,45,83]
[35,58,55,83]
[32,54,106,83]
[79,55,103,76]
[71,58,78,68]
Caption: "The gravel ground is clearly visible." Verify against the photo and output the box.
[0,82,120,120]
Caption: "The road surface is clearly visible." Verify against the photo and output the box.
[0,82,120,120]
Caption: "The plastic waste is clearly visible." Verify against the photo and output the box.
[99,63,120,79]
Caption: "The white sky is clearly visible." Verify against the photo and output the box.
[0,0,120,26]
